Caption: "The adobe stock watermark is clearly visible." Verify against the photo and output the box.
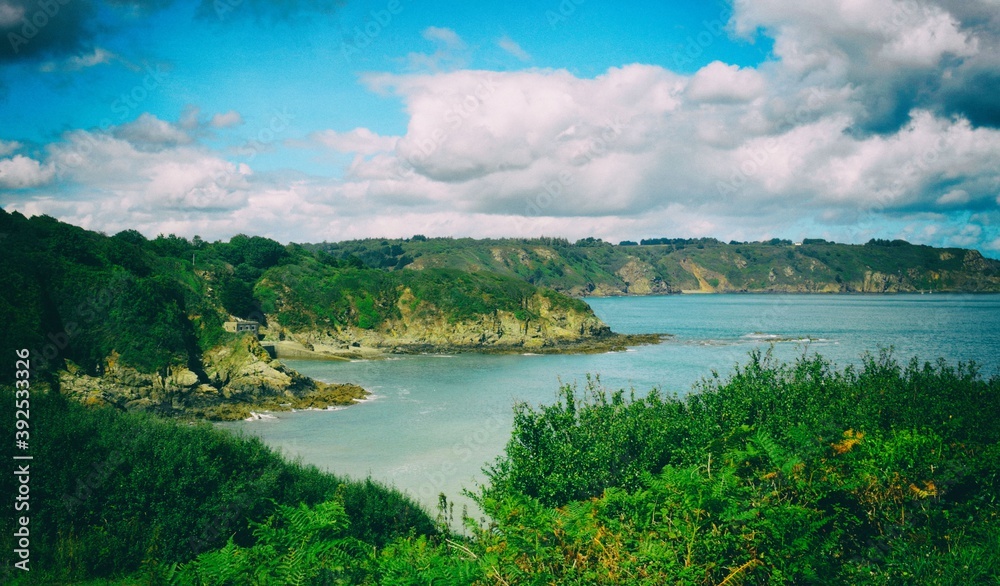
[670,6,733,70]
[210,107,296,190]
[416,408,508,504]
[185,477,263,556]
[58,64,171,174]
[716,87,826,197]
[31,286,114,373]
[213,0,243,20]
[878,0,933,36]
[340,0,406,62]
[513,116,625,231]
[60,451,126,515]
[545,0,586,29]
[842,132,951,245]
[392,73,498,181]
[7,0,72,55]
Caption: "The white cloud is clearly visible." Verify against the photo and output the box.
[40,47,118,72]
[0,155,54,189]
[406,26,469,71]
[686,61,766,103]
[937,189,969,205]
[5,0,999,254]
[113,113,193,148]
[0,139,21,157]
[179,106,201,130]
[731,0,988,131]
[209,110,244,128]
[878,9,977,67]
[43,125,250,214]
[309,128,398,155]
[423,26,464,49]
[498,36,531,62]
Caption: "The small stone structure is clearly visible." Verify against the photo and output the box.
[223,320,260,335]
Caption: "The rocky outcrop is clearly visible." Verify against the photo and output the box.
[858,271,904,293]
[268,289,656,354]
[58,337,366,420]
[615,258,673,295]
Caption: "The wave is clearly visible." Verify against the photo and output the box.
[244,411,278,422]
[742,332,829,343]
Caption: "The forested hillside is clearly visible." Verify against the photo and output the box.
[312,236,1000,295]
[0,211,619,416]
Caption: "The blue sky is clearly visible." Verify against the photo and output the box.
[1,0,999,256]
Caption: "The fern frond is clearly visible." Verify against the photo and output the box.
[716,558,762,586]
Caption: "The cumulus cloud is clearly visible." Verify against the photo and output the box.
[7,118,254,230]
[113,113,193,148]
[685,61,766,103]
[63,137,245,210]
[0,138,21,157]
[4,0,998,254]
[0,155,54,189]
[732,0,995,132]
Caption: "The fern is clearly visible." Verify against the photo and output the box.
[716,558,762,586]
[173,499,371,585]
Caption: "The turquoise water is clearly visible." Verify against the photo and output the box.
[222,294,1000,520]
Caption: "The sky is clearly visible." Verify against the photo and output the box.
[1,0,999,255]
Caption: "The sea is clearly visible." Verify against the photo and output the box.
[220,294,1000,522]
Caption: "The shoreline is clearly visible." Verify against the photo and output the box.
[189,381,369,422]
[263,332,669,361]
[578,290,1000,298]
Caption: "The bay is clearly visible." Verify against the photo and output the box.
[221,294,1000,521]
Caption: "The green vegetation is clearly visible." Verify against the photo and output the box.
[4,211,999,582]
[0,211,602,386]
[469,351,1000,584]
[9,351,995,584]
[0,389,433,584]
[310,235,1000,295]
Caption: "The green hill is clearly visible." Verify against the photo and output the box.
[0,211,630,418]
[311,236,1000,295]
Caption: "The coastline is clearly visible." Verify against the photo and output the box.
[262,332,668,361]
[185,381,368,421]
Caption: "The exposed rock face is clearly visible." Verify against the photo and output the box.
[615,258,672,295]
[58,338,366,420]
[859,271,902,293]
[286,289,615,351]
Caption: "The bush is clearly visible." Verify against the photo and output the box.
[0,390,434,584]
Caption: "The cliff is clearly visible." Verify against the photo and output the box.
[57,336,366,420]
[3,211,641,421]
[266,288,658,355]
[255,265,653,354]
[313,237,1000,296]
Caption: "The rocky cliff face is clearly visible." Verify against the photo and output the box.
[615,258,675,295]
[58,336,366,420]
[278,289,615,352]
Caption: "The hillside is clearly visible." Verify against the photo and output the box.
[312,236,1000,295]
[0,211,635,417]
[8,352,998,584]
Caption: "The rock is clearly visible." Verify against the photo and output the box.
[57,334,369,420]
